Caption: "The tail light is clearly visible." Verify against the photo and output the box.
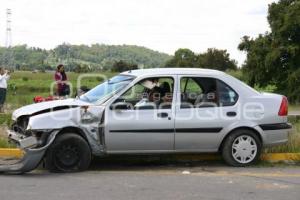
[278,96,288,116]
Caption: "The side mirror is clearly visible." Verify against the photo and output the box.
[110,102,131,110]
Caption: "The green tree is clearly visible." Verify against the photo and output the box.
[74,63,91,73]
[197,48,237,71]
[165,48,197,68]
[239,0,300,102]
[238,35,273,87]
[165,48,237,71]
[111,60,138,72]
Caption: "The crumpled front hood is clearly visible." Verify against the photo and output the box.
[12,98,91,120]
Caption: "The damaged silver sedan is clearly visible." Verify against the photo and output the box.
[0,68,291,173]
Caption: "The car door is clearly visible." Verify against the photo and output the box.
[105,75,177,152]
[175,75,239,151]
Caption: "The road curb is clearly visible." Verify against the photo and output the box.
[0,148,299,162]
[261,153,300,162]
[0,148,23,158]
[174,153,300,162]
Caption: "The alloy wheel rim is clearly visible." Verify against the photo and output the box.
[55,144,80,170]
[231,135,257,164]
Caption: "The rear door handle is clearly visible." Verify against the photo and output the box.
[226,112,237,117]
[157,112,168,118]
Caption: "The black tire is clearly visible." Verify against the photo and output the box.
[221,129,262,167]
[45,133,91,172]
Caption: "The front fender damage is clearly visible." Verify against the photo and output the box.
[0,130,59,174]
[27,106,105,156]
[0,104,105,174]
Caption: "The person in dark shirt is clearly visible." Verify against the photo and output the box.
[54,64,69,97]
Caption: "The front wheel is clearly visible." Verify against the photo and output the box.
[221,129,262,167]
[45,133,91,172]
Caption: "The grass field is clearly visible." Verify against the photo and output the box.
[6,71,116,110]
[0,71,299,153]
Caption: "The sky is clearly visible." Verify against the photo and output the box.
[0,0,277,66]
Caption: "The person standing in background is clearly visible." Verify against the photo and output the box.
[0,68,10,113]
[54,64,69,97]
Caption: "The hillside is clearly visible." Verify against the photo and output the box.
[0,44,171,71]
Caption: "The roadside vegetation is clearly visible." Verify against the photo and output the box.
[0,114,14,148]
[0,138,15,148]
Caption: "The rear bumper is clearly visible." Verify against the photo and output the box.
[259,123,292,131]
[259,123,292,147]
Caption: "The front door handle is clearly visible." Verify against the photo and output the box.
[157,112,168,118]
[226,112,237,117]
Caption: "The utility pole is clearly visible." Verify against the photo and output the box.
[5,8,12,47]
[5,8,14,69]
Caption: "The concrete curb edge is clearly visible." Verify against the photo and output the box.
[0,148,300,162]
[0,148,24,158]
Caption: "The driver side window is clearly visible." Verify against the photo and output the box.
[114,77,174,110]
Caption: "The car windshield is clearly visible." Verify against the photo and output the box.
[80,75,135,103]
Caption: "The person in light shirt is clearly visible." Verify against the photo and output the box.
[0,68,10,113]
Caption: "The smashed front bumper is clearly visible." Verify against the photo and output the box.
[0,130,58,174]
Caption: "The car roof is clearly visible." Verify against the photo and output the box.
[121,68,225,76]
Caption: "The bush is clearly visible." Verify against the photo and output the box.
[254,84,277,93]
[96,77,104,82]
[22,77,29,81]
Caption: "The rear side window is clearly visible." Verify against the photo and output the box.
[217,80,238,106]
[180,77,238,108]
[180,78,203,94]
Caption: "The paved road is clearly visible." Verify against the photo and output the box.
[0,160,299,200]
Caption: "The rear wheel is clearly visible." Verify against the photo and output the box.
[221,129,262,167]
[45,133,91,172]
